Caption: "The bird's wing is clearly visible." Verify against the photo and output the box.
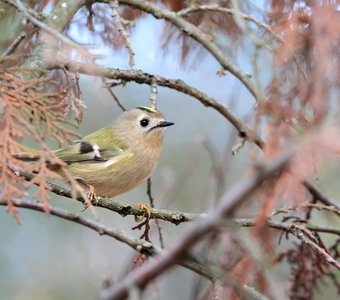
[54,126,128,163]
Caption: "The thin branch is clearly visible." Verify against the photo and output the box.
[272,202,340,217]
[8,0,93,62]
[147,178,164,249]
[0,199,208,280]
[15,170,205,224]
[110,0,135,69]
[102,79,127,111]
[177,4,276,40]
[235,219,340,236]
[230,0,269,47]
[51,60,264,148]
[16,170,340,236]
[1,31,26,56]
[148,79,158,110]
[303,180,340,210]
[109,0,265,102]
[290,224,340,269]
[0,199,269,299]
[99,148,293,300]
[0,199,161,252]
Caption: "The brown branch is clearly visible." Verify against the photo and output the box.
[99,147,293,300]
[0,198,161,253]
[102,78,127,111]
[110,0,135,69]
[290,224,340,269]
[17,170,340,236]
[8,0,93,62]
[54,60,264,148]
[177,4,276,39]
[235,219,340,237]
[303,180,340,210]
[147,178,164,248]
[18,0,91,70]
[0,199,269,299]
[106,0,264,102]
[0,199,207,280]
[1,31,26,56]
[15,170,205,224]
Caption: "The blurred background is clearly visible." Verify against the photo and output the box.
[0,13,250,300]
[1,1,339,299]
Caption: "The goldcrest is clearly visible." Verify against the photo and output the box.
[20,106,174,198]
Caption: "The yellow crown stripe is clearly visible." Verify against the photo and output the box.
[136,106,158,113]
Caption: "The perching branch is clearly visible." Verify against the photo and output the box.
[15,170,205,224]
[99,148,294,300]
[50,61,337,217]
[16,170,340,236]
[0,199,270,300]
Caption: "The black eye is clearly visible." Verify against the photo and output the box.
[140,118,149,127]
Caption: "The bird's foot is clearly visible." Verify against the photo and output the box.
[81,185,98,211]
[132,203,151,221]
[132,204,151,241]
[88,185,98,205]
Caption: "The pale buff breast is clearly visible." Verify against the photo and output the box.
[66,147,161,198]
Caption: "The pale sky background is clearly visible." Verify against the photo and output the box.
[1,3,338,300]
[0,13,258,299]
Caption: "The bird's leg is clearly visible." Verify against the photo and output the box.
[76,179,98,209]
[88,185,97,203]
[132,204,151,221]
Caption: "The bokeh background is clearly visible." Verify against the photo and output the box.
[1,2,339,300]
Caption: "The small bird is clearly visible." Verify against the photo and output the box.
[19,106,174,200]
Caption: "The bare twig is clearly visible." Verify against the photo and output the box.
[105,0,264,102]
[290,224,340,269]
[0,198,161,253]
[0,199,269,299]
[100,148,293,300]
[9,0,93,62]
[1,31,26,56]
[102,79,127,111]
[230,0,270,47]
[272,202,340,217]
[15,170,205,224]
[147,178,164,248]
[148,79,158,110]
[110,0,135,68]
[234,219,340,236]
[16,169,340,236]
[303,180,340,210]
[177,4,276,39]
[51,60,264,148]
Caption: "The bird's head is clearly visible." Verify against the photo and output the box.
[115,106,174,147]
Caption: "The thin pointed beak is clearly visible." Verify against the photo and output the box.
[157,121,175,127]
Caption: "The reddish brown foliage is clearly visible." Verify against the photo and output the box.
[255,0,340,219]
[0,1,339,299]
[0,58,83,219]
[276,243,332,300]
